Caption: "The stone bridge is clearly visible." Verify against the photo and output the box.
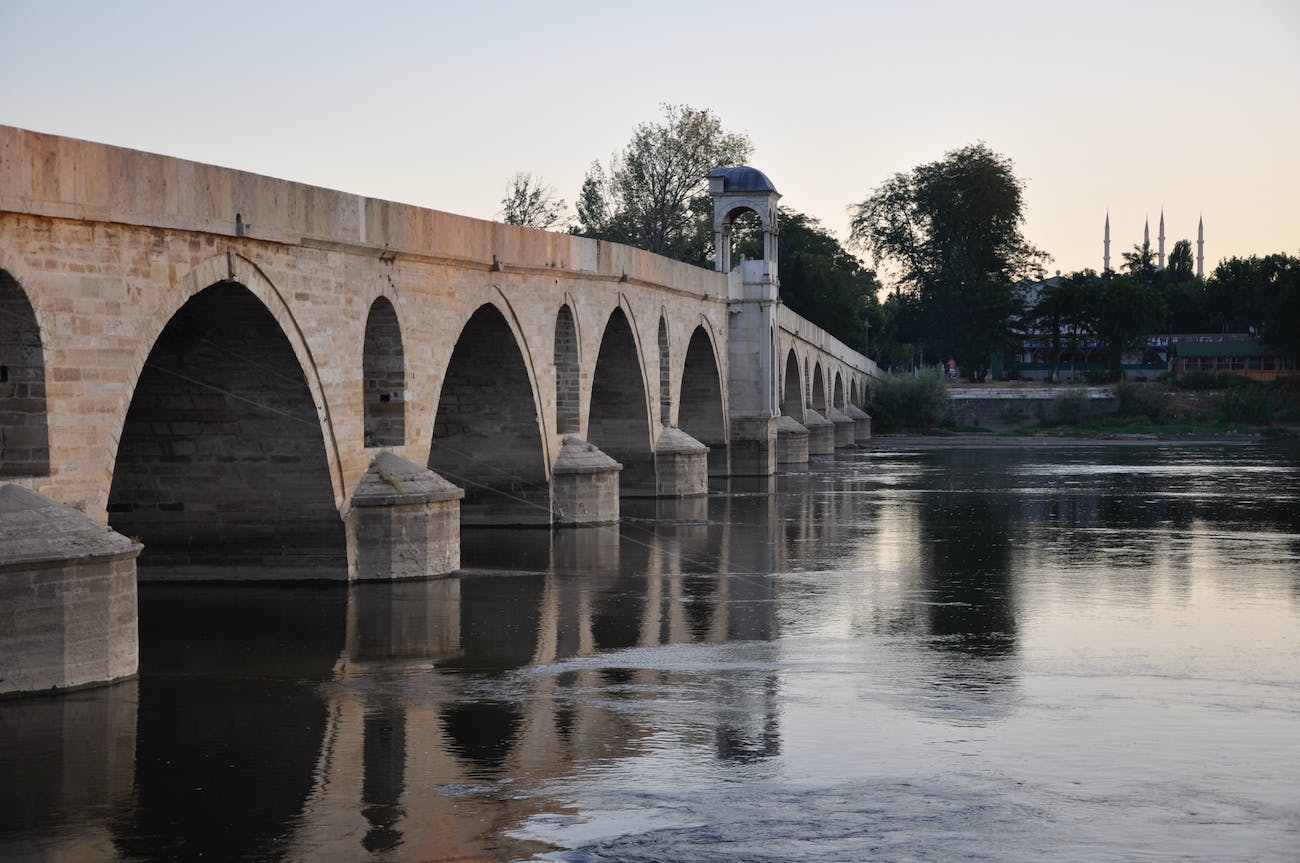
[0,126,876,694]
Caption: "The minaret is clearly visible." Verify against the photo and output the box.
[1103,212,1111,272]
[1157,209,1166,270]
[1144,217,1150,251]
[1196,215,1204,279]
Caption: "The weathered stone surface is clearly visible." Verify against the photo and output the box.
[803,409,836,455]
[827,406,855,448]
[0,486,141,696]
[346,454,463,581]
[847,404,872,444]
[775,414,810,465]
[654,427,709,497]
[552,437,621,526]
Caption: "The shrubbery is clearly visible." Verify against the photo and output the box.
[1214,386,1273,424]
[1177,372,1250,390]
[869,369,950,432]
[1116,381,1172,422]
[1054,388,1089,425]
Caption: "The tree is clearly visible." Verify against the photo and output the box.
[499,171,567,230]
[848,142,1045,380]
[1166,239,1195,282]
[1084,272,1167,380]
[575,104,752,264]
[1021,273,1094,382]
[734,207,881,353]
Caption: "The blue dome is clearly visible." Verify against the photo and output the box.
[707,165,778,194]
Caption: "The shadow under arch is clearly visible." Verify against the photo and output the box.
[107,280,347,580]
[833,371,845,410]
[362,295,405,447]
[678,324,727,476]
[428,302,549,526]
[811,362,827,413]
[588,305,654,495]
[781,348,805,423]
[0,267,49,477]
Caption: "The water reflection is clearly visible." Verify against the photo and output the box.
[2,442,1297,861]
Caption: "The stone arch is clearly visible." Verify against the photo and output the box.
[0,268,49,477]
[850,378,858,407]
[428,302,548,525]
[554,303,580,435]
[781,348,804,423]
[362,296,405,447]
[657,313,671,426]
[812,362,827,413]
[107,280,347,580]
[833,371,845,410]
[588,305,654,495]
[120,253,344,506]
[678,325,727,472]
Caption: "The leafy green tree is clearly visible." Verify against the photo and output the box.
[735,208,881,352]
[848,142,1045,380]
[1086,272,1167,380]
[1166,239,1195,282]
[499,171,566,229]
[575,104,752,264]
[1204,253,1300,337]
[1022,272,1094,381]
[1264,261,1300,357]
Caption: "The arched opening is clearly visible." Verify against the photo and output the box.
[107,281,345,580]
[725,207,764,270]
[0,269,48,477]
[554,305,580,434]
[429,304,548,526]
[678,326,727,475]
[834,372,845,410]
[588,307,653,495]
[812,362,827,414]
[362,296,405,447]
[850,379,858,407]
[657,316,671,425]
[781,349,804,423]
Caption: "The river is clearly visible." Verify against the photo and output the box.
[2,440,1298,862]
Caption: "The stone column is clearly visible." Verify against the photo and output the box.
[725,261,780,476]
[346,452,464,581]
[0,485,141,695]
[551,436,621,527]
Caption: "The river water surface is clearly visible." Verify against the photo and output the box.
[3,441,1298,862]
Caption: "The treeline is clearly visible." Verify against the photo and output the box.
[499,105,1298,372]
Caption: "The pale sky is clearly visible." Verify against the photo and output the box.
[2,0,1297,281]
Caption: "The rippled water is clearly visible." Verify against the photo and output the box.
[3,441,1298,862]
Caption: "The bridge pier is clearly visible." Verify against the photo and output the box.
[775,415,810,466]
[828,407,856,448]
[346,453,464,581]
[654,427,710,497]
[803,409,836,455]
[0,486,141,696]
[550,436,621,527]
[847,405,873,444]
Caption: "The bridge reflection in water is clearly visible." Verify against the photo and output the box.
[4,443,1298,862]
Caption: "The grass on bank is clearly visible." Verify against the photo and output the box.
[1020,378,1300,436]
[867,372,1300,436]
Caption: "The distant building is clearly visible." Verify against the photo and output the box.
[1172,339,1298,382]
